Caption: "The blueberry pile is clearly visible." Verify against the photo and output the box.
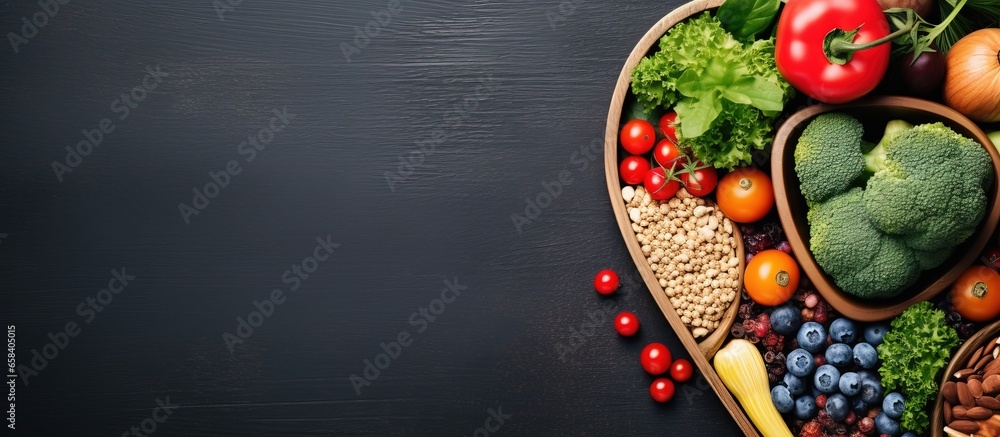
[735,221,921,436]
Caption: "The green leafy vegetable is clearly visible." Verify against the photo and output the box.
[717,0,781,42]
[878,301,959,434]
[630,12,793,169]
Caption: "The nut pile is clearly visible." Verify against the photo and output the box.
[623,185,739,338]
[942,335,1000,435]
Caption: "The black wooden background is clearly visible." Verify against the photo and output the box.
[0,0,744,435]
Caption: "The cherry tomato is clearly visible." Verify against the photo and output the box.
[620,119,656,155]
[653,139,686,170]
[640,342,672,375]
[614,311,640,336]
[745,249,799,306]
[593,269,619,295]
[650,378,675,403]
[952,265,1000,322]
[619,156,651,185]
[670,358,693,383]
[716,167,774,223]
[644,168,680,201]
[680,163,718,197]
[658,112,678,143]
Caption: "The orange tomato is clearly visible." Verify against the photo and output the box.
[716,167,774,223]
[745,249,800,306]
[952,265,1000,322]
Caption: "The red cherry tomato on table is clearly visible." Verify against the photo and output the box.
[650,378,675,403]
[952,265,1000,322]
[774,0,893,103]
[715,167,774,223]
[679,162,718,197]
[658,112,678,143]
[619,156,651,185]
[653,139,687,170]
[644,168,680,201]
[593,269,619,295]
[640,342,672,375]
[670,358,693,383]
[614,311,640,336]
[620,119,656,155]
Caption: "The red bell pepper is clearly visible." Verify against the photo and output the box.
[774,0,905,104]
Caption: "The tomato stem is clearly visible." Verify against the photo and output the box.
[738,178,752,190]
[824,10,916,65]
[974,281,987,298]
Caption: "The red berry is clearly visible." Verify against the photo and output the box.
[799,421,822,437]
[813,355,826,367]
[815,394,827,409]
[844,411,857,426]
[858,417,874,433]
[593,269,619,295]
[614,311,640,336]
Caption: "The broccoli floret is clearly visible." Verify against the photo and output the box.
[807,188,880,278]
[863,122,993,251]
[836,234,920,299]
[807,188,920,299]
[794,113,866,203]
[913,247,954,271]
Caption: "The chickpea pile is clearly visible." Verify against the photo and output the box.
[623,185,739,338]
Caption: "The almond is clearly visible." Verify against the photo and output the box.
[994,345,999,359]
[954,404,969,419]
[949,419,981,433]
[985,375,1000,394]
[970,374,984,381]
[956,368,977,380]
[959,381,977,408]
[945,400,954,423]
[976,354,993,372]
[976,395,1000,410]
[985,359,1000,377]
[970,378,985,398]
[969,346,986,368]
[944,381,960,404]
[966,406,992,420]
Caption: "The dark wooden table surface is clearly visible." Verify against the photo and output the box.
[0,1,744,435]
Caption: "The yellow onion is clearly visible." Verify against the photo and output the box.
[944,29,1000,122]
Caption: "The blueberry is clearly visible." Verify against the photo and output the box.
[900,433,917,437]
[864,323,890,346]
[839,372,861,397]
[787,348,815,378]
[825,343,853,367]
[784,373,806,396]
[813,364,841,394]
[829,318,858,343]
[770,304,802,336]
[771,385,795,413]
[860,374,884,405]
[825,393,849,421]
[794,395,818,420]
[850,395,868,414]
[875,412,901,436]
[853,342,879,369]
[797,322,827,353]
[882,392,905,420]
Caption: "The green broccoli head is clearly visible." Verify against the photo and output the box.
[807,188,921,299]
[913,246,954,271]
[794,113,866,203]
[863,122,993,251]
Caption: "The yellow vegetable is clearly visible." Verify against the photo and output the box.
[714,339,792,437]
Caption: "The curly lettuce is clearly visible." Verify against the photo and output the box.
[877,301,959,434]
[630,12,793,169]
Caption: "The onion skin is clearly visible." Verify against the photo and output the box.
[944,29,1000,123]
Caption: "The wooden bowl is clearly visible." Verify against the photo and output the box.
[771,96,1000,321]
[604,0,760,435]
[930,319,1000,437]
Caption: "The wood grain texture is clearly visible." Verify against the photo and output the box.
[0,0,743,435]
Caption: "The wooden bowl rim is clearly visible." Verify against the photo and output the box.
[771,96,1000,321]
[603,0,759,435]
